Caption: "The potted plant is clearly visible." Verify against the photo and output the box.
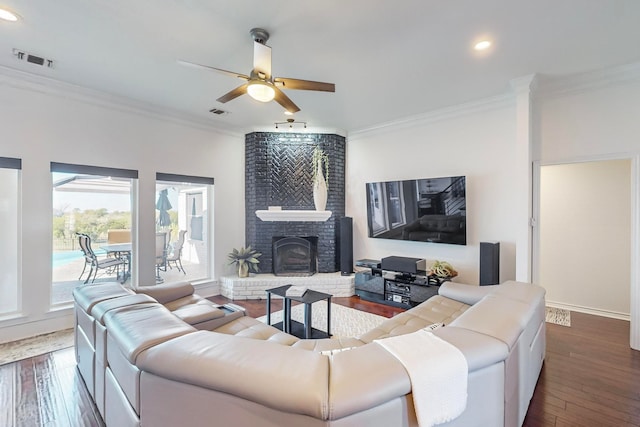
[428,260,458,285]
[312,146,329,211]
[228,246,262,278]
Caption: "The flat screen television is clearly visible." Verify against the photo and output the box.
[366,176,466,245]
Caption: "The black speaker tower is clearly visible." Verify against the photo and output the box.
[340,217,354,276]
[479,241,500,286]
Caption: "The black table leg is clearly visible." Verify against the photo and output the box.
[327,297,332,337]
[284,298,292,333]
[266,292,272,326]
[304,302,312,339]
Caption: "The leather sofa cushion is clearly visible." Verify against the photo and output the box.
[328,343,410,419]
[438,281,499,305]
[449,295,533,350]
[292,337,365,352]
[73,282,132,312]
[358,295,469,343]
[170,301,225,324]
[135,281,194,304]
[434,326,509,371]
[91,293,157,324]
[104,303,196,363]
[137,331,330,419]
[491,280,545,305]
[213,316,300,345]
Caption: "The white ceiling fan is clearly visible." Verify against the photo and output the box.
[178,28,335,113]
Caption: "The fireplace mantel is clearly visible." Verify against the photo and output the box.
[255,210,332,222]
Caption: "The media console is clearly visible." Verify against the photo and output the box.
[355,258,451,309]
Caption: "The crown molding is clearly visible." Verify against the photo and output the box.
[348,92,515,140]
[536,60,640,99]
[0,65,243,138]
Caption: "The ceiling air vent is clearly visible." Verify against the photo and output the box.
[12,48,55,68]
[209,108,228,115]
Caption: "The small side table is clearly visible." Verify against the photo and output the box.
[265,285,332,339]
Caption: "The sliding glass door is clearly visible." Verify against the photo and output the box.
[51,163,136,305]
[155,173,213,284]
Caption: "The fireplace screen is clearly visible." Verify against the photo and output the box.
[272,236,318,276]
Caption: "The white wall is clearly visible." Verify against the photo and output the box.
[0,68,245,342]
[534,65,640,347]
[540,160,631,316]
[347,100,518,285]
[537,78,640,161]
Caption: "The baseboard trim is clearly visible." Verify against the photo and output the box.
[546,301,630,321]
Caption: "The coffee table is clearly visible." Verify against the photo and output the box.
[265,285,332,339]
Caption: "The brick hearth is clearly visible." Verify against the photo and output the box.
[220,273,355,300]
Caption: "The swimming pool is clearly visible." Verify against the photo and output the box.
[52,251,83,267]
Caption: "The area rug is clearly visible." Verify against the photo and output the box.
[0,328,75,366]
[257,301,387,338]
[545,307,571,327]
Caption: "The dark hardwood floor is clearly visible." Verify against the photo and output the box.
[1,296,638,426]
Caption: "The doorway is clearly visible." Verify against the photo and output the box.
[536,159,631,319]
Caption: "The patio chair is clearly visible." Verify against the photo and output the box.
[76,232,126,284]
[166,229,187,274]
[155,232,168,283]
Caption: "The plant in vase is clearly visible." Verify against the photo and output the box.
[228,246,261,278]
[428,260,458,284]
[312,146,329,211]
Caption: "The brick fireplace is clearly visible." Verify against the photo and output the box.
[245,132,346,274]
[272,236,318,276]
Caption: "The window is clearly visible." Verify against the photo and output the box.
[51,163,137,305]
[155,173,213,284]
[0,157,20,316]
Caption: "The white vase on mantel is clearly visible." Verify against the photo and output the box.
[313,159,328,211]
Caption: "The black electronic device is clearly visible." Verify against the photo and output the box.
[365,176,466,245]
[480,241,500,285]
[381,256,426,275]
[355,259,381,269]
[340,217,354,276]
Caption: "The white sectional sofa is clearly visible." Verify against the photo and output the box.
[73,280,545,427]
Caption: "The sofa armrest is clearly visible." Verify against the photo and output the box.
[438,282,499,305]
[135,281,194,304]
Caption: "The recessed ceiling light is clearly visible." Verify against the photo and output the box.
[0,7,19,22]
[474,40,492,51]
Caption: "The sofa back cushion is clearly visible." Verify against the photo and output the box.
[104,303,196,363]
[135,281,194,304]
[137,331,330,419]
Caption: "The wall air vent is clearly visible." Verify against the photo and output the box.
[209,108,229,115]
[12,48,55,68]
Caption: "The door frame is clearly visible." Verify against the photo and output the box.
[532,153,640,349]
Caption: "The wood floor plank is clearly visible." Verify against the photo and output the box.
[0,361,16,427]
[15,358,41,427]
[33,353,72,427]
[52,348,104,427]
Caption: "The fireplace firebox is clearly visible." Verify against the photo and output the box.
[272,236,318,276]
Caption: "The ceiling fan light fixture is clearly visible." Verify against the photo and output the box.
[247,81,275,102]
[0,7,19,21]
[474,40,492,51]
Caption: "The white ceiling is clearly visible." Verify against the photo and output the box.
[1,0,639,134]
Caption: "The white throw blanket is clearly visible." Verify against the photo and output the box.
[375,329,468,427]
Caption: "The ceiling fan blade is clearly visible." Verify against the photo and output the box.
[253,41,272,80]
[274,77,335,92]
[273,86,300,113]
[216,83,249,103]
[177,59,249,80]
